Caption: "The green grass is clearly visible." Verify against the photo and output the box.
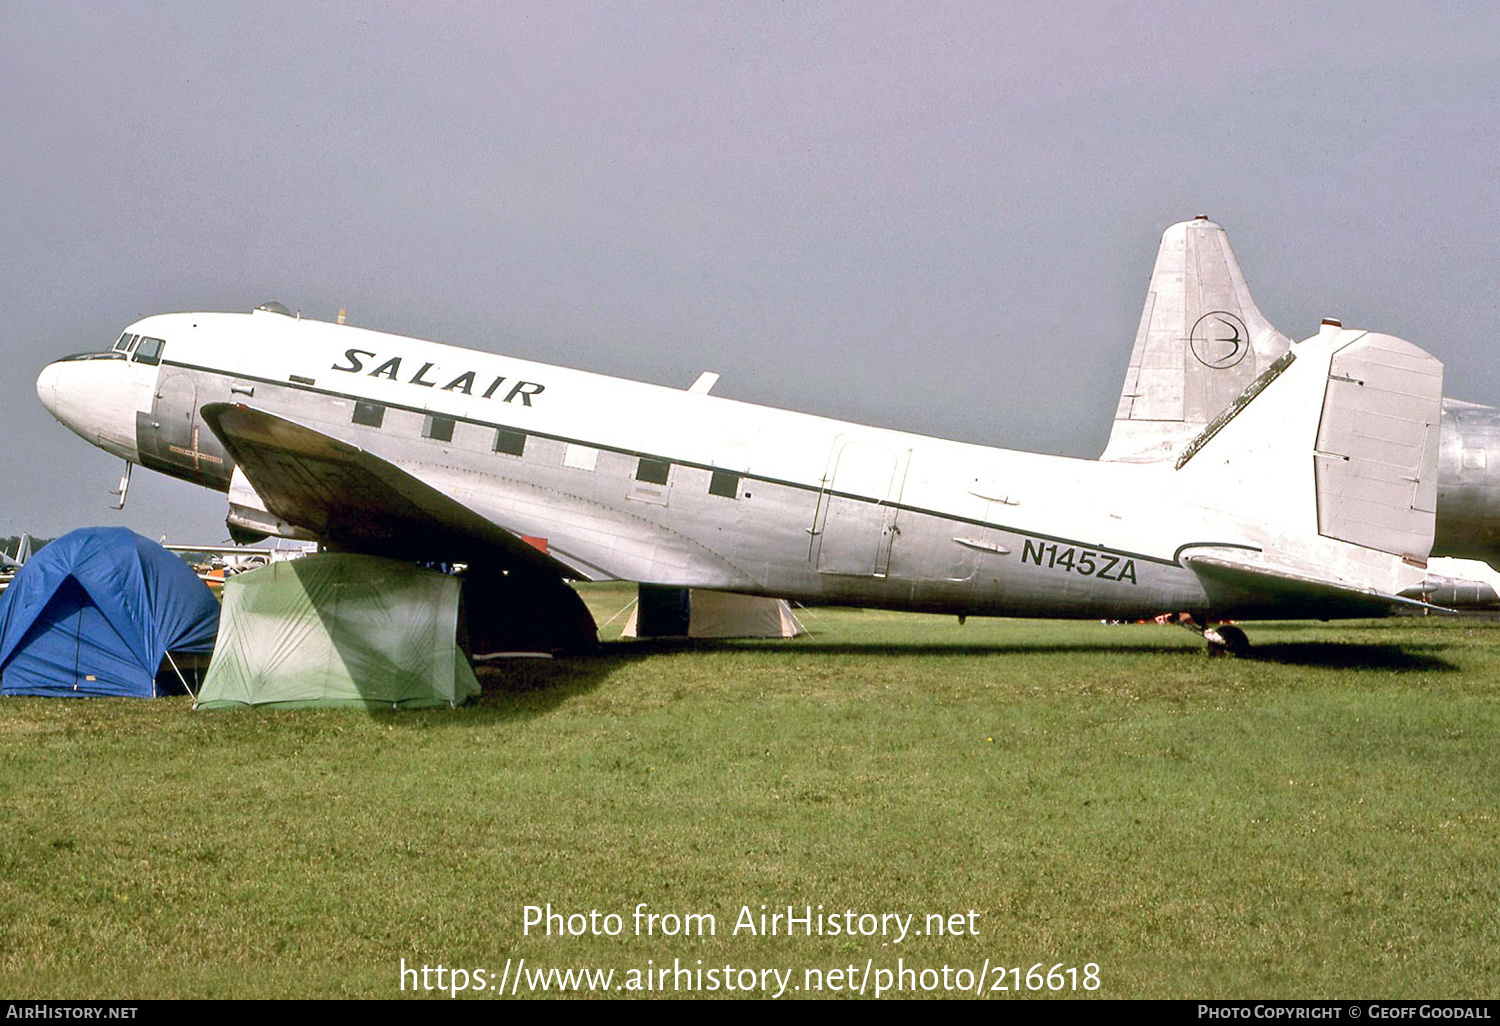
[3,585,1499,999]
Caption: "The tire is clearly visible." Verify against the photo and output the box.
[1208,624,1250,658]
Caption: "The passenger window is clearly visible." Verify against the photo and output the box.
[563,444,598,471]
[134,337,164,365]
[636,458,671,485]
[709,470,740,498]
[352,401,385,428]
[423,414,456,443]
[494,428,526,456]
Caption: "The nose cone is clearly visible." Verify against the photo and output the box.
[36,361,61,420]
[35,355,142,463]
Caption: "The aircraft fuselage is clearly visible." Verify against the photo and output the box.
[36,308,1429,622]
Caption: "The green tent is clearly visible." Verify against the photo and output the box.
[196,554,479,710]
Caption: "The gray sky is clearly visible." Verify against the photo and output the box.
[4,1,1499,541]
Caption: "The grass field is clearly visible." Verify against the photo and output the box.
[3,583,1498,999]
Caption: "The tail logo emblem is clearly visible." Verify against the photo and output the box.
[1190,311,1250,369]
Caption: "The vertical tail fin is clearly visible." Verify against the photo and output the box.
[1102,216,1294,462]
[0,533,28,570]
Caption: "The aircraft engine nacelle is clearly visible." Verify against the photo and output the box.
[1399,575,1500,609]
[1434,398,1500,567]
[224,466,318,546]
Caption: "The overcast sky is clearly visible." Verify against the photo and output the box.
[4,2,1499,542]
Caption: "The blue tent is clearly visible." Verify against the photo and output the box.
[0,528,220,697]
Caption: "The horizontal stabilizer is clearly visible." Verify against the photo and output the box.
[1183,552,1452,617]
[200,403,586,578]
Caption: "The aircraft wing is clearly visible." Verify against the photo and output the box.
[1181,552,1452,617]
[199,403,587,579]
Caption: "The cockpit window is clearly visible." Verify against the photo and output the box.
[134,337,164,365]
[112,333,137,353]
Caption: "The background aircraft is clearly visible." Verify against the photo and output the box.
[0,534,32,595]
[0,534,31,571]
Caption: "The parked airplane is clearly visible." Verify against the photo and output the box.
[0,534,31,571]
[161,540,316,570]
[37,272,1453,654]
[0,533,32,594]
[160,540,317,593]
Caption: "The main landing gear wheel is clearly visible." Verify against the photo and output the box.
[1161,612,1251,657]
[1203,624,1250,658]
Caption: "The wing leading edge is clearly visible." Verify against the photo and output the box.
[200,403,589,579]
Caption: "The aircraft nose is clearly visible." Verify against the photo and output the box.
[35,355,142,463]
[36,361,61,419]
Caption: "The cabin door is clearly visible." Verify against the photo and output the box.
[813,441,904,576]
[136,372,229,488]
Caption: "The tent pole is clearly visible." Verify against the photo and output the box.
[597,597,638,630]
[165,650,194,699]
